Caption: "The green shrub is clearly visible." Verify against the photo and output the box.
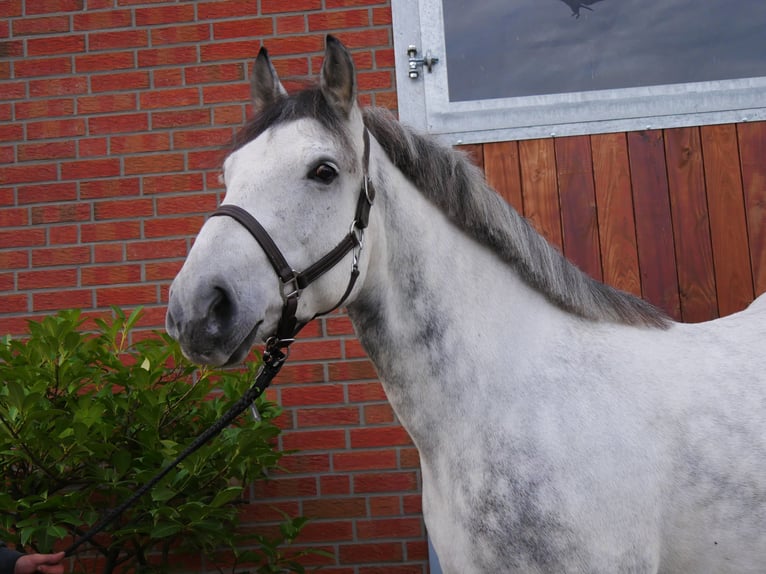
[0,308,316,573]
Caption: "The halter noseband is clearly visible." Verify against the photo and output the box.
[210,128,376,353]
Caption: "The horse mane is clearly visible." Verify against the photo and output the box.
[362,107,671,329]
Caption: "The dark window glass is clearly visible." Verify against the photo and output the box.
[443,0,766,101]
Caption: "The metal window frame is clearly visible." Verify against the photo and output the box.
[392,0,766,145]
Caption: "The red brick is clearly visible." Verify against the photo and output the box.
[0,163,57,185]
[142,172,204,194]
[135,4,195,26]
[334,28,390,49]
[328,359,378,381]
[0,250,28,270]
[17,141,76,161]
[27,35,85,56]
[303,497,368,520]
[200,40,263,62]
[172,127,232,149]
[75,52,134,73]
[110,133,170,154]
[271,56,311,77]
[81,264,142,286]
[375,47,395,68]
[90,71,150,93]
[261,0,322,13]
[49,225,78,245]
[405,540,429,563]
[187,149,225,170]
[0,273,13,292]
[0,144,12,163]
[356,517,423,540]
[333,449,398,471]
[0,123,22,142]
[354,472,418,494]
[339,542,403,564]
[276,15,307,35]
[360,566,424,574]
[184,63,244,85]
[373,6,393,25]
[1,294,29,314]
[201,83,249,105]
[14,98,74,120]
[297,521,354,544]
[154,193,216,215]
[33,289,92,312]
[399,448,420,469]
[14,57,72,78]
[152,68,183,88]
[80,178,140,199]
[358,70,393,91]
[96,285,157,307]
[144,261,182,281]
[28,77,87,97]
[12,15,70,35]
[363,403,395,424]
[289,339,343,362]
[212,18,273,40]
[61,158,121,180]
[78,138,109,158]
[351,426,412,448]
[345,338,369,358]
[95,199,153,220]
[197,0,262,19]
[32,246,90,267]
[275,363,326,385]
[297,406,360,427]
[212,104,245,125]
[347,381,386,402]
[259,35,325,57]
[123,153,185,175]
[30,203,90,224]
[93,243,124,264]
[0,81,23,100]
[281,429,346,451]
[17,269,78,290]
[368,495,402,517]
[321,474,351,495]
[26,0,83,15]
[276,453,331,474]
[143,216,204,238]
[73,9,133,30]
[80,221,141,242]
[151,108,210,129]
[252,476,318,499]
[26,118,86,140]
[0,207,26,227]
[90,29,148,52]
[326,315,354,335]
[151,23,210,45]
[0,104,10,122]
[0,39,22,57]
[137,46,197,67]
[125,239,187,261]
[308,9,369,31]
[77,94,137,115]
[88,113,149,135]
[139,88,199,110]
[281,384,345,407]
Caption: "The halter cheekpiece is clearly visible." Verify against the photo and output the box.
[210,128,376,356]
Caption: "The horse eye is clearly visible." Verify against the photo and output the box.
[310,162,338,184]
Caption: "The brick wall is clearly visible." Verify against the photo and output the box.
[0,2,429,572]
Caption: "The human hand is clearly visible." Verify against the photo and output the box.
[14,552,66,574]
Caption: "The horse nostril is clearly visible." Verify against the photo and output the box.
[209,286,235,330]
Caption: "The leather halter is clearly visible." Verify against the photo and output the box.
[211,128,376,351]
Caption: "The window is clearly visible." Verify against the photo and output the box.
[392,0,766,143]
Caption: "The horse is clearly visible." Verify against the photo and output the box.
[166,36,766,573]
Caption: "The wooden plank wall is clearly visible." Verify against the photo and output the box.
[459,121,766,322]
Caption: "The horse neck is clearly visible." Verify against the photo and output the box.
[346,154,569,451]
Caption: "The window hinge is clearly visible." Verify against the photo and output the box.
[407,45,439,79]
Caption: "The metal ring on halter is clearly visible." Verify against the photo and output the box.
[281,272,301,301]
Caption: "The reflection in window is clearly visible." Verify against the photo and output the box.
[443,0,766,101]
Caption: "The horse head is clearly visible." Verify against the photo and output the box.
[166,36,374,366]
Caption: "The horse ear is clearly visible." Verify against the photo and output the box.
[320,35,357,117]
[251,47,287,115]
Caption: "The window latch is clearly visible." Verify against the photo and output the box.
[407,45,439,79]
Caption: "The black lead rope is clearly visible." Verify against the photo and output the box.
[64,342,290,557]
